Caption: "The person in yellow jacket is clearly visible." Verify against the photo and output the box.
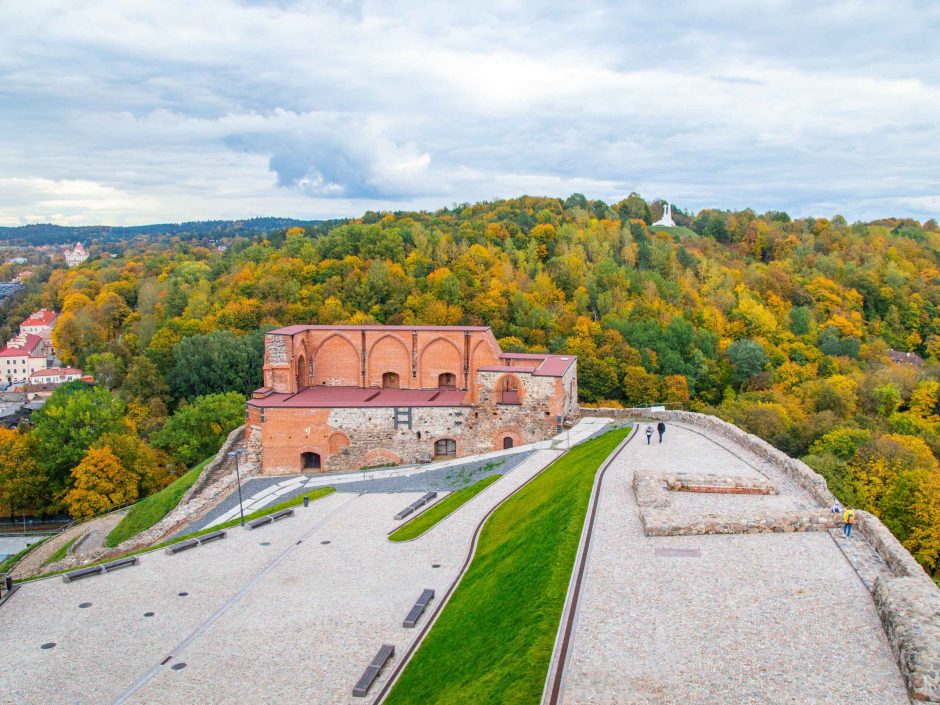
[842,508,856,538]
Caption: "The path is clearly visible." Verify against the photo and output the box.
[554,423,909,705]
[0,418,609,705]
[195,419,601,532]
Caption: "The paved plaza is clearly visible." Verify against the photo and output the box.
[558,424,909,705]
[0,417,610,705]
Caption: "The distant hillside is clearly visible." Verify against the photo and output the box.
[0,217,328,245]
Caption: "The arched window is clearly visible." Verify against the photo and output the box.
[503,436,514,449]
[498,376,521,404]
[438,372,457,389]
[301,452,321,470]
[382,372,400,388]
[434,438,456,457]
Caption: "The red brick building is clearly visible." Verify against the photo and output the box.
[245,325,578,474]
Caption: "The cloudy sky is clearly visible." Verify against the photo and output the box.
[1,0,938,226]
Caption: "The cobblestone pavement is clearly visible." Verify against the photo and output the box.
[0,417,610,705]
[828,529,893,592]
[558,424,910,705]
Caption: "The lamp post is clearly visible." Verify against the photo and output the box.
[227,449,246,527]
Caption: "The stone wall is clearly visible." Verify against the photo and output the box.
[632,470,838,537]
[586,407,940,704]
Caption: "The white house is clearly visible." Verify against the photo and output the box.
[29,367,82,386]
[0,334,47,387]
[19,308,57,338]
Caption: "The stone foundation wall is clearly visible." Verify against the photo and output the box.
[632,470,836,537]
[591,407,940,703]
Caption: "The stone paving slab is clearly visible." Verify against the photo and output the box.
[558,424,909,705]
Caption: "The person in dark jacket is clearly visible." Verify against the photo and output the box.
[657,421,666,443]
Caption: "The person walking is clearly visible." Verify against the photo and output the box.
[842,507,856,538]
[645,425,654,445]
[657,421,666,444]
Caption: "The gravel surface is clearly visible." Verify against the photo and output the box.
[559,424,910,705]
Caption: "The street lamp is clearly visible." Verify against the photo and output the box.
[227,448,246,527]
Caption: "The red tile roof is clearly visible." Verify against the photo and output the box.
[30,367,80,378]
[21,309,57,327]
[0,334,43,357]
[248,385,469,409]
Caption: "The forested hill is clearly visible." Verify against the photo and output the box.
[3,193,940,578]
[0,217,329,245]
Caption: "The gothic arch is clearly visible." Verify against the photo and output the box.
[312,333,360,386]
[329,432,351,454]
[419,336,462,389]
[295,339,309,391]
[494,373,525,405]
[366,333,411,387]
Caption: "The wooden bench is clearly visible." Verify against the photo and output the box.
[165,530,227,555]
[62,556,139,584]
[393,491,439,520]
[270,508,294,522]
[403,588,435,628]
[246,515,273,530]
[353,644,395,697]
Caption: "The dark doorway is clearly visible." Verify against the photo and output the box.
[434,438,456,457]
[301,452,321,470]
[503,437,514,449]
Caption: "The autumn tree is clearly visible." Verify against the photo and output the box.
[65,447,138,519]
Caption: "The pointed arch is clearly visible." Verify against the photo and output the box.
[366,333,411,387]
[312,333,360,386]
[419,336,462,388]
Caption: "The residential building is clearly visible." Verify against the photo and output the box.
[0,334,47,387]
[29,367,82,386]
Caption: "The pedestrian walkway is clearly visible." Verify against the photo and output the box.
[199,418,609,530]
[556,423,909,705]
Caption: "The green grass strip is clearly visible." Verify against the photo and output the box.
[21,487,336,583]
[105,457,212,547]
[45,536,79,565]
[385,426,631,705]
[389,474,502,542]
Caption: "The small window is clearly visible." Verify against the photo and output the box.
[301,452,321,470]
[434,438,456,457]
[438,372,457,389]
[382,372,400,388]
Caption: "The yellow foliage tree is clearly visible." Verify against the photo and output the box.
[65,447,139,519]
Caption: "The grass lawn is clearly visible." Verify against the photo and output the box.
[23,487,336,583]
[389,474,502,542]
[385,426,630,705]
[105,457,212,547]
[46,536,79,565]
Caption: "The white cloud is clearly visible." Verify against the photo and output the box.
[0,0,938,225]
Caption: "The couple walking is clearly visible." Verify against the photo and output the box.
[645,421,666,445]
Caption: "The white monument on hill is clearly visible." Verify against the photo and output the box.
[652,202,675,227]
